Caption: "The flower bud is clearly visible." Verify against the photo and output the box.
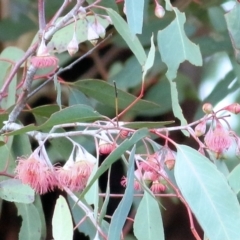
[202,103,213,114]
[67,32,79,56]
[119,130,130,139]
[164,150,175,170]
[223,103,240,114]
[195,121,206,137]
[155,2,165,18]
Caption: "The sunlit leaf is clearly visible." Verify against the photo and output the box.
[16,202,41,240]
[134,191,164,240]
[72,80,160,112]
[108,146,135,239]
[175,145,240,240]
[106,8,146,65]
[52,195,73,240]
[0,179,34,203]
[125,0,144,34]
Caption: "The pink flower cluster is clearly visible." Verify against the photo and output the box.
[15,149,95,195]
[121,147,175,194]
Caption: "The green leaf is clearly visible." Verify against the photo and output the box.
[175,145,240,240]
[133,191,164,240]
[228,164,240,194]
[29,105,60,118]
[106,8,146,65]
[142,34,155,81]
[122,121,174,129]
[125,0,144,34]
[108,146,135,239]
[72,80,160,112]
[225,3,240,63]
[157,4,202,80]
[52,195,73,240]
[0,47,25,91]
[80,128,149,198]
[0,179,35,203]
[7,104,103,135]
[68,87,92,107]
[168,77,189,136]
[16,202,41,240]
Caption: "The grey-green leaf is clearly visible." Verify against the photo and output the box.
[175,145,240,240]
[158,5,202,80]
[134,191,164,240]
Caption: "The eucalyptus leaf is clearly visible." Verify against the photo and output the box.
[106,8,146,66]
[125,0,144,34]
[108,146,135,239]
[158,2,202,80]
[0,179,34,203]
[52,195,73,240]
[134,191,164,240]
[72,79,160,112]
[16,202,41,240]
[175,145,240,240]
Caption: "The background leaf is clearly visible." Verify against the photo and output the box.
[72,80,160,112]
[125,0,144,35]
[16,202,42,240]
[175,145,240,240]
[133,191,164,240]
[158,2,202,80]
[106,8,146,65]
[0,179,34,203]
[108,145,135,239]
[52,195,73,240]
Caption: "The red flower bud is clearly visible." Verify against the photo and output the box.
[223,103,240,114]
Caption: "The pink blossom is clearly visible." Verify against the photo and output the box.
[204,122,232,158]
[150,181,166,193]
[140,154,159,172]
[57,160,93,192]
[15,154,56,194]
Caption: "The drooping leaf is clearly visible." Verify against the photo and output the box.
[228,163,240,194]
[0,179,34,203]
[175,145,240,240]
[16,203,41,240]
[108,146,135,239]
[122,121,174,129]
[52,195,73,240]
[225,3,240,63]
[168,77,189,136]
[134,191,164,240]
[80,128,149,198]
[142,34,155,81]
[106,8,146,66]
[71,80,160,112]
[125,0,144,34]
[158,2,202,80]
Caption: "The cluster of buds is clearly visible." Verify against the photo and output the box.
[15,145,96,194]
[121,147,175,194]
